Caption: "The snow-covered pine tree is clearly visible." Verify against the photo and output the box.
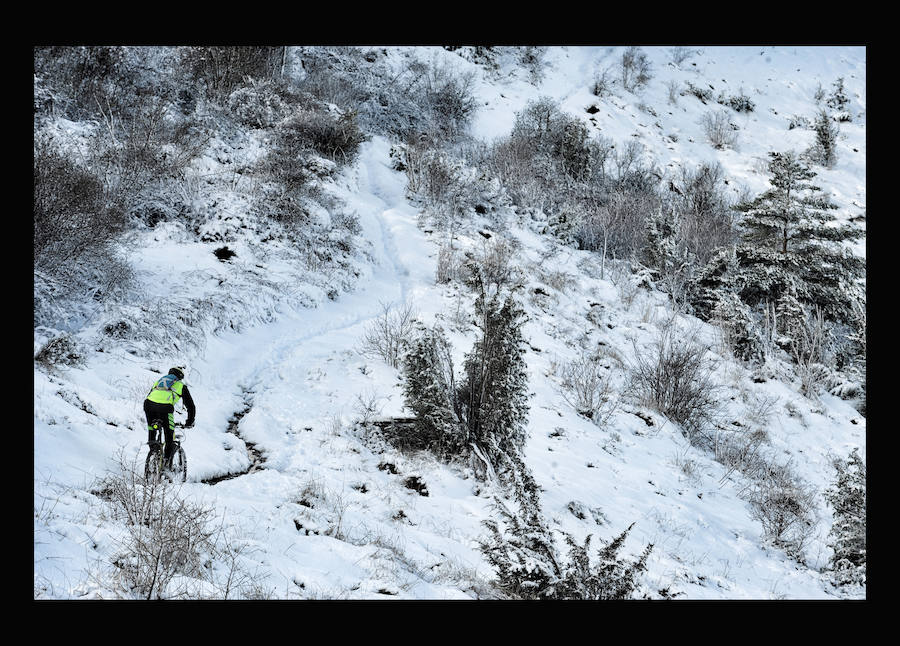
[810,109,840,169]
[710,290,764,362]
[826,77,852,122]
[735,151,864,325]
[400,323,464,458]
[458,289,530,479]
[824,448,866,587]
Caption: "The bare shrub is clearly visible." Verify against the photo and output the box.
[462,236,522,298]
[180,46,286,101]
[591,67,616,98]
[227,78,289,128]
[557,353,619,426]
[360,301,419,369]
[701,110,738,150]
[746,460,819,562]
[95,450,273,599]
[277,108,367,165]
[628,323,723,447]
[33,137,124,271]
[436,242,462,284]
[620,47,653,92]
[790,306,832,398]
[669,47,697,66]
[665,80,681,105]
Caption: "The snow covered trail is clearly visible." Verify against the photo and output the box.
[187,136,436,481]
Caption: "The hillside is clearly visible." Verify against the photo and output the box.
[34,45,866,600]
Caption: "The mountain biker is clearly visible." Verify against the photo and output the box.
[144,367,195,468]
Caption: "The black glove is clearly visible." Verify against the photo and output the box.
[184,421,194,429]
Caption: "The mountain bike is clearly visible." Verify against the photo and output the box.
[144,419,187,483]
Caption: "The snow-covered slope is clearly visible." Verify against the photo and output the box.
[34,45,865,600]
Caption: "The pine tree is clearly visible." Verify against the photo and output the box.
[824,448,866,587]
[400,324,464,457]
[459,290,530,476]
[733,151,864,324]
[826,77,852,122]
[811,109,840,169]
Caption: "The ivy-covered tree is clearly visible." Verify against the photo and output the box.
[824,448,866,587]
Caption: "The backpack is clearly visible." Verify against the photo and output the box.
[147,374,183,405]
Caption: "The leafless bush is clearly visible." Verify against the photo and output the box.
[591,67,616,98]
[180,46,286,101]
[701,110,739,150]
[669,47,698,66]
[436,242,462,284]
[557,353,619,426]
[227,78,290,128]
[97,451,219,599]
[33,137,124,272]
[666,80,681,105]
[462,237,522,298]
[360,301,419,369]
[95,450,272,599]
[714,425,769,486]
[620,47,653,92]
[746,460,819,561]
[276,108,368,165]
[790,306,832,399]
[628,323,723,447]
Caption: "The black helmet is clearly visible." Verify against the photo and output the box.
[169,366,185,380]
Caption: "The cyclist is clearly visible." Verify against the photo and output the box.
[144,366,195,468]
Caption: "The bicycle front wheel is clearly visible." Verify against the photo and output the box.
[169,446,187,483]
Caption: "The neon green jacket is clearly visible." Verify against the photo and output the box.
[146,374,196,424]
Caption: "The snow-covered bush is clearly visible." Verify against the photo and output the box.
[277,108,368,165]
[34,334,84,371]
[95,451,272,599]
[227,79,289,128]
[717,89,756,113]
[180,46,285,101]
[480,483,653,600]
[33,137,122,269]
[683,81,714,104]
[824,448,866,587]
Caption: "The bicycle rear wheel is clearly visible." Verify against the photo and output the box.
[144,444,163,483]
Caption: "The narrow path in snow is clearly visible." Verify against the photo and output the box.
[198,137,429,484]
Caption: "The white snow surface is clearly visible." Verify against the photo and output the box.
[34,46,865,600]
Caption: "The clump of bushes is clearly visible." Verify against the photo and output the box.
[717,88,755,113]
